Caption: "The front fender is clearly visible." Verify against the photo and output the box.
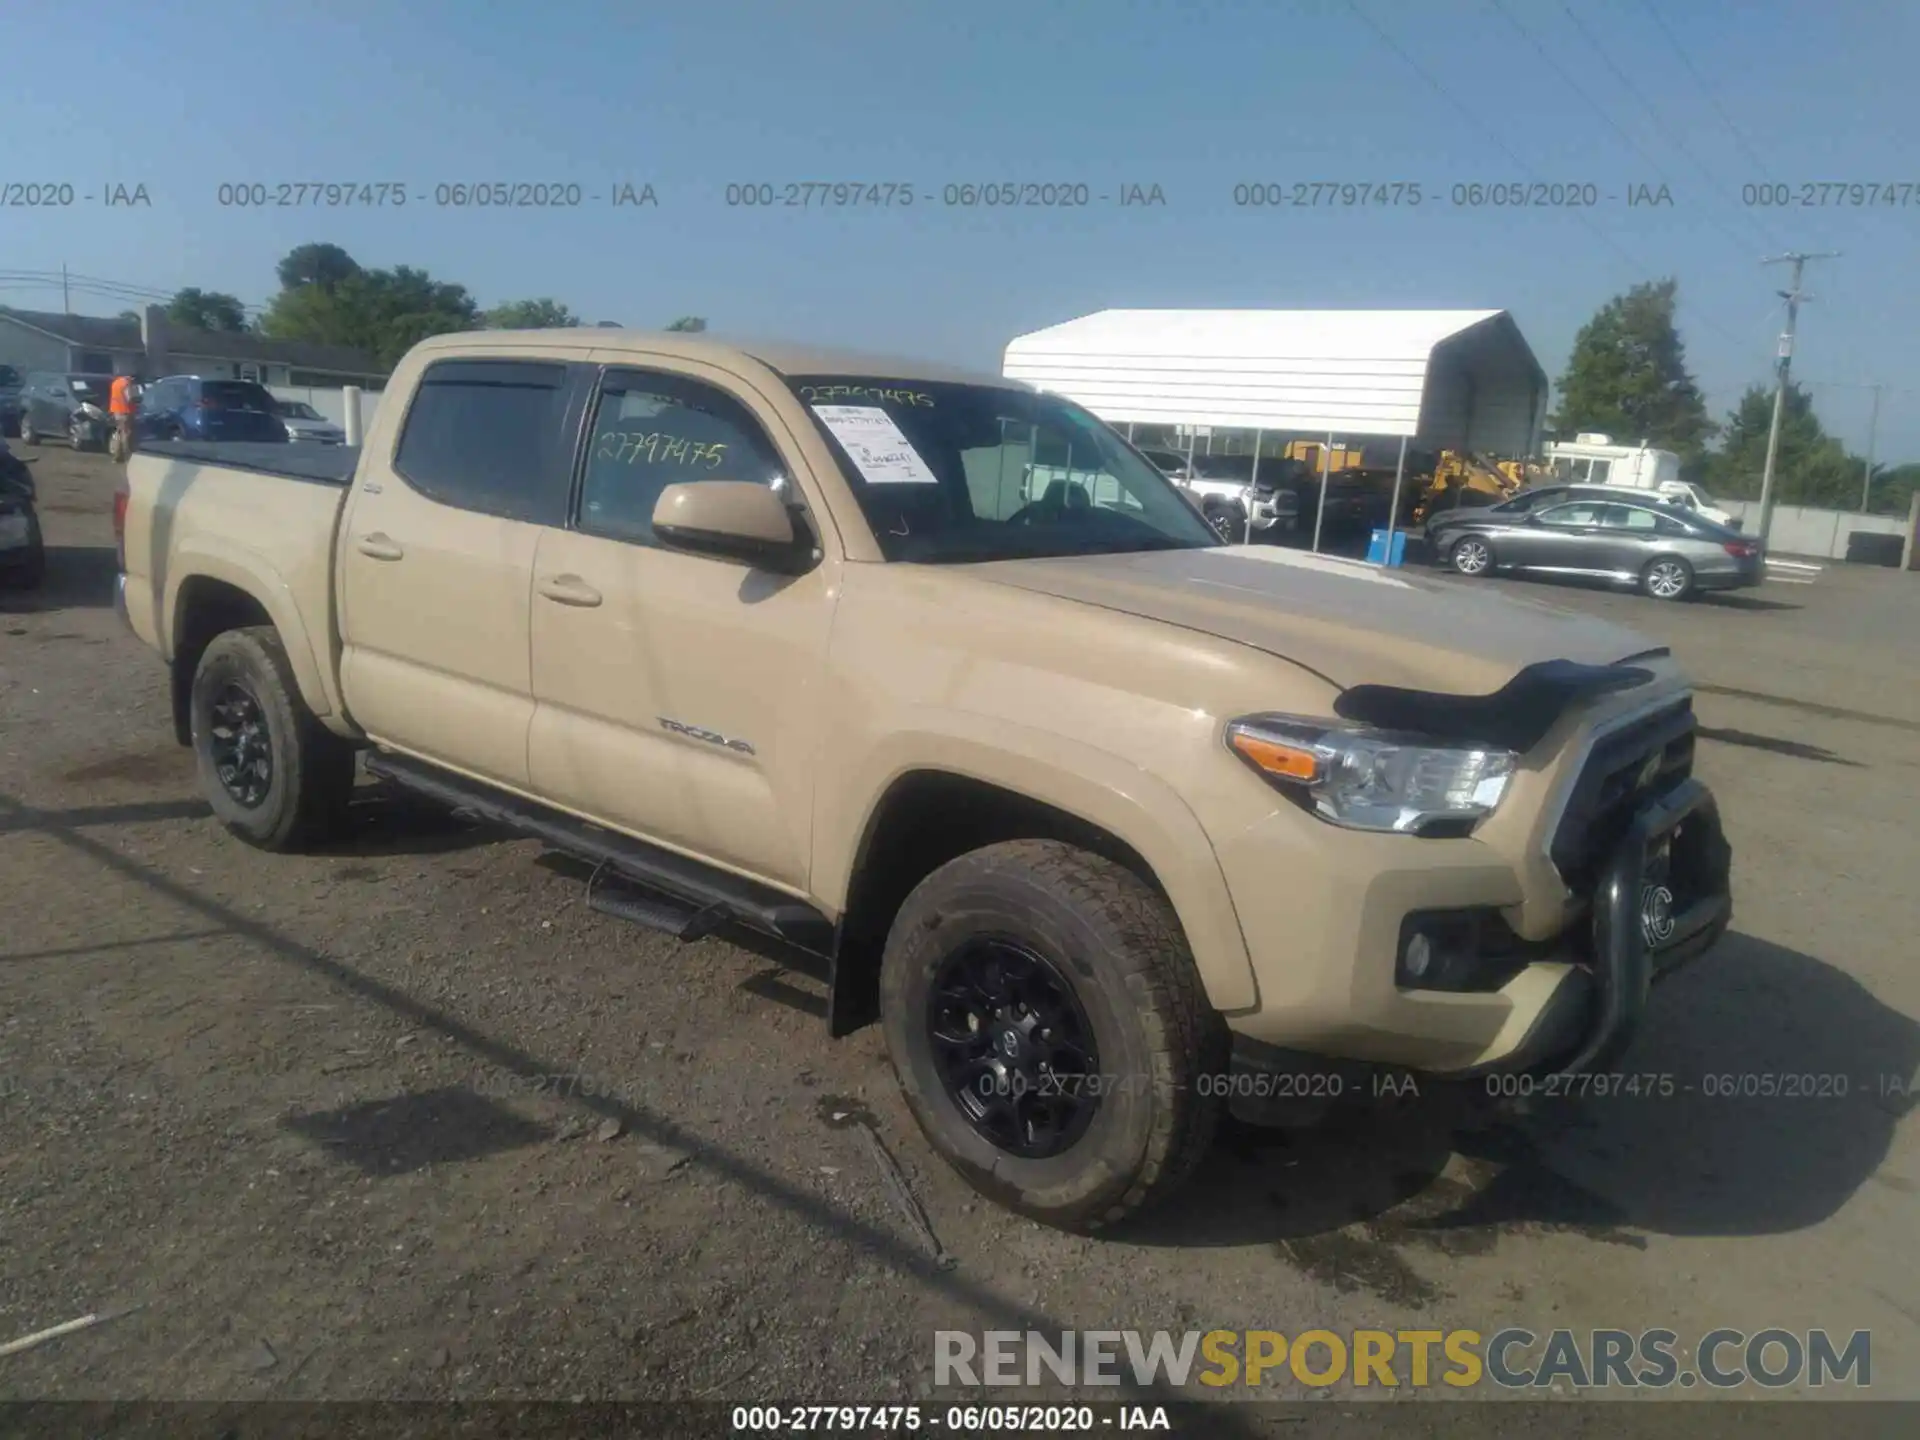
[813,716,1259,1014]
[164,535,341,723]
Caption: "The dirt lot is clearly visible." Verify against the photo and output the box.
[3,446,1916,1413]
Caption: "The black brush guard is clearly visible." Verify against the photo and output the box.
[1557,777,1732,1075]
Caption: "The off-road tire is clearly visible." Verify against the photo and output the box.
[879,839,1227,1232]
[189,626,354,851]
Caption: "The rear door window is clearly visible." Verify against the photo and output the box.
[394,359,578,526]
[1601,504,1661,531]
[1536,501,1606,526]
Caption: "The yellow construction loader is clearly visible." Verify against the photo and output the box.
[1411,450,1534,525]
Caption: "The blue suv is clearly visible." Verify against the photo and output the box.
[136,376,289,444]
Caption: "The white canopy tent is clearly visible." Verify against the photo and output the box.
[1002,308,1548,554]
[1001,308,1548,455]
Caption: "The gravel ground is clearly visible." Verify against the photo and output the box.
[2,446,1915,1415]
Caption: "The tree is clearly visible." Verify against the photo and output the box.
[484,298,580,330]
[276,242,361,294]
[1704,382,1861,507]
[1872,462,1920,518]
[664,315,707,332]
[1549,280,1715,462]
[167,287,249,333]
[260,248,480,368]
[117,310,141,323]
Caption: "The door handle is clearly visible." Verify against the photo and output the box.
[356,532,404,561]
[536,573,603,607]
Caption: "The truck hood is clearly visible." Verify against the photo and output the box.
[969,545,1661,695]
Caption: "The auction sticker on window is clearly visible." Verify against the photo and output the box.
[811,404,939,484]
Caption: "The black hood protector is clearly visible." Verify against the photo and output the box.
[1333,657,1662,753]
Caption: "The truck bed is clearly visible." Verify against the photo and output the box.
[122,442,358,731]
[137,441,360,486]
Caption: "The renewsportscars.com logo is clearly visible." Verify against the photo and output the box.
[934,1327,1872,1391]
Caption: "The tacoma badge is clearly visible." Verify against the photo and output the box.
[658,716,756,755]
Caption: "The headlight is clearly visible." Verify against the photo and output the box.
[1225,713,1516,834]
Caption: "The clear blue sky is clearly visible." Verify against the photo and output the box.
[8,0,1917,463]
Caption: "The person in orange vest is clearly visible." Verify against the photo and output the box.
[109,371,141,462]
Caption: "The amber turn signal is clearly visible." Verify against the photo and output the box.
[1228,730,1320,782]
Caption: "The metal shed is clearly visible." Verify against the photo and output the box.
[1002,308,1549,456]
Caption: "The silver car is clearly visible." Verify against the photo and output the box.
[1426,494,1764,601]
[275,399,347,444]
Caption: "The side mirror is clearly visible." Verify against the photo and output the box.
[651,480,816,573]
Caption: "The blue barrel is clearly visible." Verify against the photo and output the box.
[1366,528,1408,566]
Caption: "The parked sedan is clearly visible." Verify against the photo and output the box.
[1426,494,1763,601]
[274,399,347,444]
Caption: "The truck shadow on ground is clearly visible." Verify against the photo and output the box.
[1121,931,1917,1299]
[0,544,118,613]
[313,777,508,858]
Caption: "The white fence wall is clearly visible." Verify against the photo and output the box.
[270,385,382,439]
[1719,500,1904,561]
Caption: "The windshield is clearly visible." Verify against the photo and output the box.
[280,401,321,420]
[787,376,1219,562]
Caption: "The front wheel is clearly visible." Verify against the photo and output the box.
[189,626,355,851]
[879,839,1227,1232]
[17,414,37,445]
[1641,555,1693,601]
[1203,501,1244,544]
[69,417,92,451]
[1450,535,1493,576]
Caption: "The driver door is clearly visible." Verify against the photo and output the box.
[526,362,836,889]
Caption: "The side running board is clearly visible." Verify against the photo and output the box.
[364,751,835,956]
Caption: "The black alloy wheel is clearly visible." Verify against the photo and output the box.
[926,937,1102,1159]
[207,682,274,808]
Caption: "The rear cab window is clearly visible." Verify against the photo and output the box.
[393,359,579,526]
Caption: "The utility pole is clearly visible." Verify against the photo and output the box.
[1860,383,1882,514]
[1754,251,1839,547]
[61,264,71,313]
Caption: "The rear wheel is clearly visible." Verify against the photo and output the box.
[879,839,1226,1232]
[189,626,354,851]
[1641,555,1693,601]
[1450,535,1493,576]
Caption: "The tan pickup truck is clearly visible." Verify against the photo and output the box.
[116,331,1732,1230]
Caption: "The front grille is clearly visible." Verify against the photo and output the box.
[1549,699,1696,890]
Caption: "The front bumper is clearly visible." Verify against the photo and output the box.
[1219,775,1731,1079]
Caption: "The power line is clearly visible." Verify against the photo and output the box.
[1554,1,1787,253]
[1485,0,1781,263]
[1339,0,1777,369]
[1636,0,1779,185]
